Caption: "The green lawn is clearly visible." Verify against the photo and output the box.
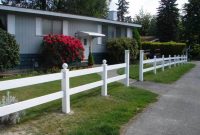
[0,73,158,135]
[118,63,195,84]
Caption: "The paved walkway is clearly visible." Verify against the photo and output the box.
[123,61,200,135]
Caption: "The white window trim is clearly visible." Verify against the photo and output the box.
[127,28,132,38]
[36,17,42,36]
[97,24,102,44]
[7,14,15,35]
[63,20,69,35]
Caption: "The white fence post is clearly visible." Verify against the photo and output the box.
[185,55,187,63]
[101,60,108,96]
[174,55,176,67]
[162,55,165,71]
[154,56,157,74]
[178,55,180,65]
[139,50,144,81]
[169,55,171,69]
[62,63,70,114]
[181,55,183,65]
[125,50,130,86]
[186,52,188,62]
[177,55,179,66]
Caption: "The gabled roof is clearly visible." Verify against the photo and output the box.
[0,5,142,28]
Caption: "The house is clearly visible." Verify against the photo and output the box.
[0,5,141,68]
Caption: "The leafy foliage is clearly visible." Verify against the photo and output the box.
[133,28,141,49]
[41,35,84,68]
[106,38,138,64]
[135,9,153,36]
[116,0,129,22]
[142,42,186,57]
[0,92,25,125]
[0,28,19,71]
[2,0,109,18]
[55,0,109,18]
[190,44,200,59]
[157,0,179,42]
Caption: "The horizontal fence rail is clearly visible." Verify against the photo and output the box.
[0,50,130,117]
[0,73,62,91]
[139,50,188,81]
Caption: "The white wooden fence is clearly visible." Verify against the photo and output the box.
[139,50,188,81]
[0,50,130,117]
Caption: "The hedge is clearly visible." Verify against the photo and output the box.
[141,42,186,57]
[106,38,138,64]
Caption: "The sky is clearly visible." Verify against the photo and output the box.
[109,0,188,17]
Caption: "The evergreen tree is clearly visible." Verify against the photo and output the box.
[183,0,200,44]
[157,0,179,42]
[116,0,129,22]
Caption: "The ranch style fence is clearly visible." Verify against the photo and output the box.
[0,50,130,117]
[139,50,188,81]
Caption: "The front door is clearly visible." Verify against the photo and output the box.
[81,38,89,59]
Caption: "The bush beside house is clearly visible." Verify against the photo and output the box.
[0,28,19,72]
[141,42,186,57]
[40,35,84,68]
[106,38,138,64]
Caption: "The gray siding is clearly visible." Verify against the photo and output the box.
[14,14,129,55]
[15,15,42,54]
[68,19,106,53]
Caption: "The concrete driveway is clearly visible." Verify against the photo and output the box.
[124,62,200,135]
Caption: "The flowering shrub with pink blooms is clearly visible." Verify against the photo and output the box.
[41,35,84,68]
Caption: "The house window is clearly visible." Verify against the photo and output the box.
[116,27,121,37]
[0,14,7,31]
[42,19,62,35]
[84,39,87,46]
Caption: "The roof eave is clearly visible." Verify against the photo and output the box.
[0,5,142,28]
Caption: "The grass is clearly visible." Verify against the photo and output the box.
[118,63,195,84]
[0,73,158,135]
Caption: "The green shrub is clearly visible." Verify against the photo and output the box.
[0,92,25,125]
[0,28,19,71]
[133,28,141,49]
[88,52,94,66]
[141,42,186,57]
[106,38,138,64]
